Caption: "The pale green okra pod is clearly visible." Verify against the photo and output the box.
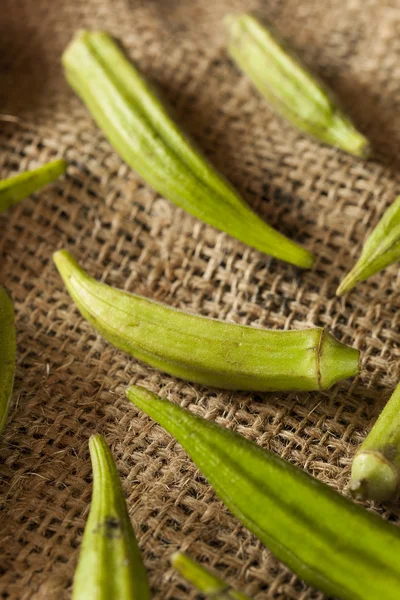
[62,30,314,269]
[350,383,400,502]
[127,385,400,600]
[0,159,67,213]
[73,434,150,600]
[337,195,400,295]
[226,14,369,158]
[0,286,16,435]
[54,249,359,392]
[171,552,250,600]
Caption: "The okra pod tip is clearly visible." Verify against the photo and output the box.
[0,158,67,214]
[53,248,82,280]
[171,551,250,599]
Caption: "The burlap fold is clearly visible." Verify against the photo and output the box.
[1,1,400,598]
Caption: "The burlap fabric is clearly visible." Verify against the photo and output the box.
[1,0,400,598]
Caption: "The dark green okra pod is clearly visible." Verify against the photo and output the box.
[337,195,400,295]
[128,385,400,600]
[73,434,150,600]
[350,383,400,502]
[226,14,369,158]
[54,250,359,392]
[0,286,16,435]
[171,552,250,600]
[0,159,67,213]
[62,30,314,269]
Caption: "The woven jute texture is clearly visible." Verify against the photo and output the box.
[1,0,400,598]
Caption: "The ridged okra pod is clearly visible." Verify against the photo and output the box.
[0,159,67,213]
[0,286,16,435]
[54,250,359,391]
[337,195,400,296]
[62,30,314,269]
[73,434,150,600]
[128,385,400,600]
[171,552,250,600]
[226,14,369,158]
[350,383,400,502]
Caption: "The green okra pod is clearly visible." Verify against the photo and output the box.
[0,286,16,435]
[337,195,400,296]
[350,383,400,502]
[54,249,359,391]
[128,385,400,600]
[226,14,369,158]
[61,30,314,269]
[171,552,250,600]
[0,159,67,213]
[73,434,150,600]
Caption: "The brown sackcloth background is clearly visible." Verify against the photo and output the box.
[1,0,400,598]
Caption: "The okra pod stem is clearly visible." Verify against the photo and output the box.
[0,159,67,213]
[0,286,16,435]
[337,195,400,296]
[72,434,150,600]
[350,383,400,502]
[226,14,369,158]
[54,249,359,391]
[171,552,250,600]
[62,30,314,268]
[128,385,400,600]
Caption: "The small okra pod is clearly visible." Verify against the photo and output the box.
[54,250,359,392]
[61,30,315,269]
[72,434,150,600]
[0,159,67,213]
[337,195,400,296]
[171,552,250,600]
[127,385,400,600]
[350,383,400,503]
[0,286,16,435]
[226,14,369,158]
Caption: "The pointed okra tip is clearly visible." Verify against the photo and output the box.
[349,451,399,503]
[126,385,160,411]
[53,249,84,284]
[171,552,224,595]
[62,29,92,64]
[170,551,185,569]
[46,158,68,177]
[336,268,361,296]
[329,114,371,159]
[62,29,114,68]
[88,432,107,453]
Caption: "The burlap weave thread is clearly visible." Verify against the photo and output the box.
[1,0,400,598]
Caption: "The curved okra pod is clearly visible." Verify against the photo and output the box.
[61,30,314,269]
[171,552,250,600]
[350,383,400,502]
[128,385,400,600]
[73,434,150,600]
[0,159,67,213]
[0,286,16,435]
[54,250,359,391]
[337,195,400,296]
[226,14,369,158]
